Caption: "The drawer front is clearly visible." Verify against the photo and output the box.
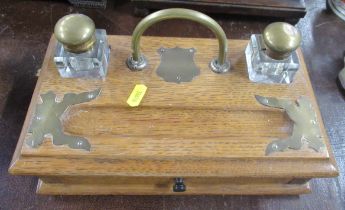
[38,176,310,195]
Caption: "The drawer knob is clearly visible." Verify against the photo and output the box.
[173,178,186,192]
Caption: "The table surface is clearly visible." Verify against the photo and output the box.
[0,0,344,209]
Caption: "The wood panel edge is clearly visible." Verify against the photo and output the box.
[297,48,339,176]
[10,155,338,178]
[36,178,311,195]
[8,35,56,174]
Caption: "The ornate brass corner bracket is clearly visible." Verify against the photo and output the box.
[26,88,101,151]
[255,95,326,155]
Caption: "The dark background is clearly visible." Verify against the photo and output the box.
[0,0,344,209]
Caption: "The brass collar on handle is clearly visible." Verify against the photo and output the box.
[127,8,230,73]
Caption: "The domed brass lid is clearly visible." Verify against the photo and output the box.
[263,22,301,60]
[54,14,96,53]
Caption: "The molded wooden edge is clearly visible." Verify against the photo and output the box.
[297,49,339,177]
[9,36,57,173]
[36,179,311,195]
[9,156,339,178]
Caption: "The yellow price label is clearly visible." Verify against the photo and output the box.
[127,84,148,107]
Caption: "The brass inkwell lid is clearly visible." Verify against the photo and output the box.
[54,14,96,53]
[263,22,301,60]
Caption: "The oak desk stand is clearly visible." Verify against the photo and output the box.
[9,35,338,195]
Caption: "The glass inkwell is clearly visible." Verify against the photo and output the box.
[245,22,301,84]
[54,14,110,79]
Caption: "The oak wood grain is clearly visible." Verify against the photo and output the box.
[9,35,338,195]
[37,177,311,195]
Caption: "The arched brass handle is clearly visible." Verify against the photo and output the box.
[126,8,231,73]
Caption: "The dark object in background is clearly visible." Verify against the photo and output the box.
[68,0,107,8]
[327,0,345,21]
[131,0,306,23]
[338,57,345,89]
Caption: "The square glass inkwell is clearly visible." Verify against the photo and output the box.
[54,14,110,79]
[245,22,301,84]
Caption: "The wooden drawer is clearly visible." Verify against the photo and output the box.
[38,176,310,195]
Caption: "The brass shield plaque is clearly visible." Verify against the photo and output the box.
[156,47,200,83]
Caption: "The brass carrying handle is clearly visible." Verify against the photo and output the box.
[126,8,231,73]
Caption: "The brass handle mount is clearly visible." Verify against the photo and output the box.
[126,8,231,73]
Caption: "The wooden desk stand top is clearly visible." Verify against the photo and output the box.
[9,35,338,195]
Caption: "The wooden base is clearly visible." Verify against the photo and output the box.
[131,0,306,23]
[9,35,338,195]
[37,179,311,195]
